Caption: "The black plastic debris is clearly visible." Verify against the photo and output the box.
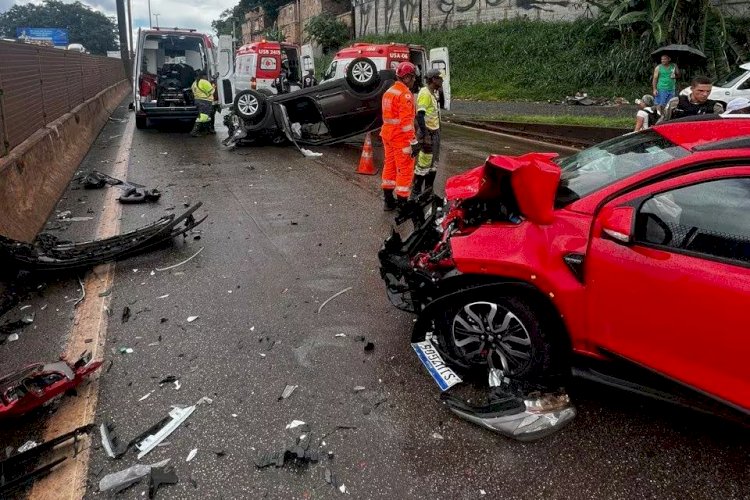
[0,203,207,272]
[0,425,92,495]
[364,342,374,353]
[148,465,178,499]
[119,187,162,204]
[99,422,128,458]
[255,432,320,469]
[159,375,179,385]
[122,306,131,323]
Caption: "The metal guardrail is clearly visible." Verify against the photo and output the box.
[0,41,127,157]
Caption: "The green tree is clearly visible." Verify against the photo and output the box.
[0,0,117,55]
[211,0,289,39]
[304,14,350,55]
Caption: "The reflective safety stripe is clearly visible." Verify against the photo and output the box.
[401,125,413,132]
[382,179,396,187]
[361,152,373,158]
[385,87,403,96]
[401,146,412,154]
[383,118,400,124]
[395,186,411,195]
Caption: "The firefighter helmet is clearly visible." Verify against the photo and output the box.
[395,61,417,78]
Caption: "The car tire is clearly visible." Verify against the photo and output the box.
[234,90,266,122]
[434,294,558,382]
[258,88,274,97]
[346,57,379,89]
[135,116,147,129]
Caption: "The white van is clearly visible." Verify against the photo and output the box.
[132,27,218,129]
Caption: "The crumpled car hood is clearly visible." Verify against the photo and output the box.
[445,153,561,225]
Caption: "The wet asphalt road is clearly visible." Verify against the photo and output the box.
[1,101,748,499]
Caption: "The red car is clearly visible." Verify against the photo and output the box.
[380,115,750,418]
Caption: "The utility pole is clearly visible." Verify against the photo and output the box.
[232,17,236,53]
[154,14,160,28]
[127,0,134,58]
[148,0,152,28]
[116,0,132,79]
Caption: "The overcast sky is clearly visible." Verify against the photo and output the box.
[0,0,239,44]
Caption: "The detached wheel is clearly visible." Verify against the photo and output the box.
[135,115,147,129]
[436,295,556,381]
[234,89,266,122]
[346,57,379,89]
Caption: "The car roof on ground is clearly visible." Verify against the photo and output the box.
[653,115,750,150]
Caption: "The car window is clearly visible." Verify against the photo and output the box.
[739,78,750,91]
[635,177,750,264]
[555,130,690,207]
[715,67,748,88]
[323,60,337,80]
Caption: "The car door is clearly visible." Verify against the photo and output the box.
[585,166,750,411]
[429,47,451,110]
[216,34,235,107]
[301,44,315,77]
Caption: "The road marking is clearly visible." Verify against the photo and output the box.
[447,122,581,153]
[29,112,134,500]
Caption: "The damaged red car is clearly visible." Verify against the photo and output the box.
[380,115,750,421]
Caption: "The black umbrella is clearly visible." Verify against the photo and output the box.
[651,44,707,66]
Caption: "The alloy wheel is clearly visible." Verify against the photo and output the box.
[237,94,259,116]
[451,301,532,375]
[351,61,374,83]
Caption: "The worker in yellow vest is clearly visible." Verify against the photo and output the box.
[413,69,443,196]
[190,70,215,137]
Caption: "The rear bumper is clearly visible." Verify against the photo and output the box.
[139,105,199,120]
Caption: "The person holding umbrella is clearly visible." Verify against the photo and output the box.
[652,54,680,109]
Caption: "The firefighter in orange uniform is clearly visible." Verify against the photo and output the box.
[380,61,420,211]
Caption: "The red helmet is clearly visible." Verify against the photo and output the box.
[395,61,417,78]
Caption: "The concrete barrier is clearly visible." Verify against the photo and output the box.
[0,80,130,243]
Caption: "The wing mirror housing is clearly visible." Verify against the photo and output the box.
[599,206,634,244]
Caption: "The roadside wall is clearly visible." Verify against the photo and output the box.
[352,0,598,36]
[0,80,130,243]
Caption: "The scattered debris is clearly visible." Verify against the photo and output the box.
[0,204,207,271]
[431,432,444,440]
[197,396,213,405]
[352,386,366,393]
[186,448,198,462]
[480,489,487,495]
[317,286,353,314]
[135,405,196,459]
[0,353,102,419]
[157,294,169,299]
[187,316,199,323]
[278,385,298,401]
[0,425,92,496]
[139,391,154,402]
[254,431,320,469]
[155,247,205,272]
[339,484,349,494]
[159,375,179,385]
[98,459,170,493]
[17,441,38,453]
[334,333,347,338]
[73,276,86,308]
[98,288,112,297]
[300,148,323,158]
[119,187,162,204]
[100,422,127,458]
[119,347,134,354]
[148,465,178,498]
[285,420,306,430]
[7,333,19,342]
[364,342,375,353]
[121,306,131,323]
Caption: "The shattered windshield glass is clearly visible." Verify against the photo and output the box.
[554,130,689,207]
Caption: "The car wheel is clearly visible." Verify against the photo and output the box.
[435,295,556,381]
[234,90,266,122]
[135,116,147,129]
[346,57,379,89]
[258,88,274,97]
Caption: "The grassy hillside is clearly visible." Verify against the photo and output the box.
[360,20,651,102]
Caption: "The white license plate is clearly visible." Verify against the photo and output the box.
[412,340,462,391]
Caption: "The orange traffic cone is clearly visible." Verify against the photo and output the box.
[356,132,377,175]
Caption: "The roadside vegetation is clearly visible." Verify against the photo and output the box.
[461,114,634,129]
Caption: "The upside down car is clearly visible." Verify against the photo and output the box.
[379,114,750,438]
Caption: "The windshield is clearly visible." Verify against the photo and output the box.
[554,130,689,207]
[715,67,748,88]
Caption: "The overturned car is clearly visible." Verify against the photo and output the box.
[381,116,750,439]
[218,53,395,146]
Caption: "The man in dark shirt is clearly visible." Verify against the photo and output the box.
[302,69,318,88]
[662,76,724,121]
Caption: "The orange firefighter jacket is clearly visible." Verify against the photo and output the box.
[380,81,416,146]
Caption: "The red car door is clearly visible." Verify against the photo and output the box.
[585,166,750,412]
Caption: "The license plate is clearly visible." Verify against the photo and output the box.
[411,340,462,391]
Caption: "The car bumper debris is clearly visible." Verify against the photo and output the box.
[0,203,207,271]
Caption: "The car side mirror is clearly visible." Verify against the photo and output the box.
[599,206,634,244]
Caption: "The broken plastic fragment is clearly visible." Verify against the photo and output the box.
[334,333,346,338]
[196,396,213,405]
[279,385,298,400]
[98,459,170,492]
[157,294,169,299]
[352,386,365,393]
[431,432,444,440]
[339,484,349,494]
[317,287,352,314]
[139,391,154,402]
[285,420,306,430]
[148,465,178,499]
[187,316,199,323]
[364,342,374,352]
[136,406,196,459]
[174,380,181,391]
[17,441,38,453]
[155,247,204,272]
[119,347,134,354]
[99,422,127,458]
[186,448,197,462]
[7,333,19,342]
[300,148,323,158]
